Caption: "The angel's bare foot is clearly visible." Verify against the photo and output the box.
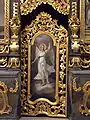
[42,83,45,86]
[46,81,50,84]
[41,80,45,86]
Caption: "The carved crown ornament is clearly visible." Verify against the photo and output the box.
[20,0,70,15]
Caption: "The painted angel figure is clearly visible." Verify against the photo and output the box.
[32,43,55,86]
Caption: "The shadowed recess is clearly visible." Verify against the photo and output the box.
[21,3,68,30]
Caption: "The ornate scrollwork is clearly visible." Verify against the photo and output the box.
[21,12,68,117]
[79,81,90,115]
[72,77,82,92]
[0,81,12,114]
[9,80,19,93]
[0,45,9,54]
[72,76,90,116]
[20,0,70,15]
[69,57,81,68]
[0,79,19,115]
[0,58,8,68]
[0,57,20,68]
[69,57,90,69]
[8,57,20,68]
[80,44,90,54]
[10,16,20,39]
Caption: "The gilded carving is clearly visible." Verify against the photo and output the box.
[72,77,82,92]
[72,76,90,116]
[80,44,90,54]
[0,45,9,54]
[0,81,12,114]
[79,81,90,115]
[21,12,68,117]
[9,40,19,53]
[8,2,20,68]
[0,0,10,54]
[69,57,81,68]
[69,57,90,69]
[0,78,19,115]
[20,0,70,15]
[0,58,7,67]
[9,80,19,93]
[4,0,10,43]
[0,57,20,68]
[10,16,20,39]
[8,57,20,68]
[69,2,80,52]
[9,2,20,54]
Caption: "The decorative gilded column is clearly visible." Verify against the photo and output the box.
[69,1,80,52]
[9,1,20,68]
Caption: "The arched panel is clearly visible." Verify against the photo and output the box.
[21,12,68,117]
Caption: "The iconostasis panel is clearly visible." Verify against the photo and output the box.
[21,10,68,117]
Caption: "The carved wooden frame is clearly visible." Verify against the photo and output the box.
[0,0,10,55]
[21,12,68,117]
[0,0,10,44]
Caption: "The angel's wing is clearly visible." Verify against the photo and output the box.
[86,0,89,4]
[31,46,41,64]
[35,46,41,58]
[45,48,55,66]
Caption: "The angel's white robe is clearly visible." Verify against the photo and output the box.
[34,50,55,81]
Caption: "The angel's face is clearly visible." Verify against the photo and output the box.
[39,44,47,51]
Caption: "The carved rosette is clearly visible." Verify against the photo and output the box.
[21,12,68,117]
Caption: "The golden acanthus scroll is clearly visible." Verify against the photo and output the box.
[20,0,70,15]
[72,77,90,116]
[0,80,19,115]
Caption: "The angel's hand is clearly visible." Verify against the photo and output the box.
[31,56,38,64]
[31,61,35,64]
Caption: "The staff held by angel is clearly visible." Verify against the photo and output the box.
[32,42,55,86]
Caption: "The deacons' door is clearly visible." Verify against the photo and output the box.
[20,0,69,117]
